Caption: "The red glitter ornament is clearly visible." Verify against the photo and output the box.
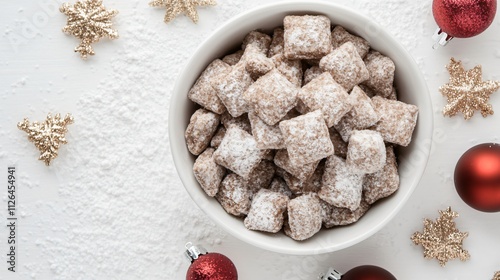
[185,243,238,280]
[455,143,500,212]
[322,265,396,280]
[432,0,497,46]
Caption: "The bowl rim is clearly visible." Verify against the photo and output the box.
[169,0,433,255]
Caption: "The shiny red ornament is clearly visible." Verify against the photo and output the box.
[455,143,500,212]
[433,0,497,38]
[342,265,397,280]
[322,265,396,280]
[185,243,238,280]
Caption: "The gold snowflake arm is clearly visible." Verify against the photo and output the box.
[18,113,74,166]
[60,0,118,59]
[411,207,470,267]
[150,0,216,24]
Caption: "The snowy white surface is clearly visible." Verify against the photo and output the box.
[2,0,500,279]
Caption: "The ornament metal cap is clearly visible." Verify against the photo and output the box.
[320,267,342,280]
[184,242,208,263]
[432,28,453,48]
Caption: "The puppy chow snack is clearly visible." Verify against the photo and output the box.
[279,110,334,165]
[216,174,251,216]
[242,30,272,54]
[346,130,386,174]
[274,149,319,181]
[321,199,371,228]
[363,145,400,204]
[210,126,226,148]
[269,177,293,198]
[319,42,369,91]
[244,69,298,126]
[222,50,244,66]
[186,14,420,241]
[334,86,380,141]
[299,72,353,127]
[331,26,370,58]
[268,27,285,57]
[284,15,332,60]
[371,96,418,146]
[271,53,303,87]
[188,59,231,114]
[244,189,289,233]
[214,62,253,117]
[213,126,268,178]
[319,155,364,211]
[244,160,276,198]
[185,108,220,155]
[329,127,348,158]
[193,148,226,197]
[248,112,285,149]
[242,44,275,80]
[284,193,322,241]
[303,66,323,86]
[363,51,396,97]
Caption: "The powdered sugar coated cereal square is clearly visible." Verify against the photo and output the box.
[279,110,334,165]
[214,63,253,117]
[222,50,244,66]
[188,59,231,114]
[242,30,272,54]
[248,112,285,149]
[284,193,322,240]
[213,126,267,178]
[371,96,418,147]
[331,26,370,58]
[244,160,276,198]
[193,148,225,197]
[271,53,303,88]
[245,69,298,126]
[274,149,319,182]
[185,108,220,155]
[321,199,370,228]
[346,130,386,174]
[363,51,396,98]
[268,27,285,57]
[299,72,353,127]
[334,86,380,142]
[244,189,289,233]
[220,112,252,134]
[216,174,251,216]
[319,155,364,211]
[363,145,400,204]
[303,66,323,86]
[210,126,226,148]
[242,44,275,80]
[284,15,332,60]
[319,42,369,91]
[269,177,292,198]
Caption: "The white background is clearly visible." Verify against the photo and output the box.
[2,0,500,279]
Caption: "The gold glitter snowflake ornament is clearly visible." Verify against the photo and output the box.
[150,0,217,24]
[411,207,470,267]
[18,113,74,166]
[60,0,119,59]
[441,57,500,120]
[494,272,500,280]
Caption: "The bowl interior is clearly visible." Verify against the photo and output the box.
[169,1,433,255]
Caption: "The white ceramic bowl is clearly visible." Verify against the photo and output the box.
[169,0,433,255]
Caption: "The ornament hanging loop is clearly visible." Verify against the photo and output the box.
[432,28,453,49]
[320,268,343,280]
[184,242,207,263]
